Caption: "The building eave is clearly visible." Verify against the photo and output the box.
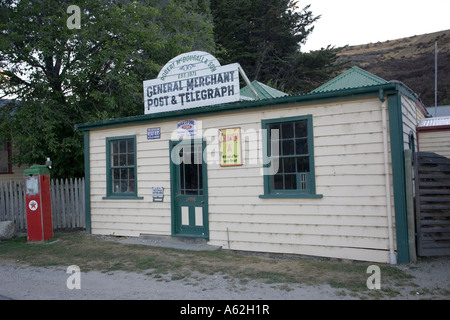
[75,83,400,132]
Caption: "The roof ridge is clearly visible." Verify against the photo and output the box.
[240,80,287,100]
[311,66,388,93]
[350,66,387,84]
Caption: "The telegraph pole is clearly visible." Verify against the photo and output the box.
[435,41,438,117]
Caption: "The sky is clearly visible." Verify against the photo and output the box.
[300,0,450,52]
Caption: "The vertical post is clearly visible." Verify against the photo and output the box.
[83,131,91,233]
[435,41,438,116]
[387,93,410,263]
[404,150,417,263]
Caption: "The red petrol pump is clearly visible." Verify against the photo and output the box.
[24,163,53,242]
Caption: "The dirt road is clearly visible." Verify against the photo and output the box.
[0,256,449,300]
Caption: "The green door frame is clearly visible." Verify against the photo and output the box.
[169,138,209,239]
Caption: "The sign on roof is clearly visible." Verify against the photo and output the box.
[143,51,240,115]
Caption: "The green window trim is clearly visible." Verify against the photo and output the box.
[104,135,142,200]
[260,115,322,199]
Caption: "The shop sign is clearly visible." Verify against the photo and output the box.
[152,187,164,202]
[219,127,242,167]
[147,127,161,140]
[143,51,240,115]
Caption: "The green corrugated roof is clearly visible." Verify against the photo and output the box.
[240,80,288,100]
[311,66,388,93]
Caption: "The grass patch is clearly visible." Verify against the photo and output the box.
[0,231,420,298]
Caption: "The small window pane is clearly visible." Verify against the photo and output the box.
[273,139,281,157]
[299,173,308,190]
[283,157,296,173]
[295,120,307,137]
[273,174,283,190]
[120,168,128,179]
[282,140,294,155]
[269,123,280,134]
[278,158,284,173]
[112,141,119,153]
[119,140,127,153]
[113,168,120,179]
[128,168,135,180]
[119,154,127,166]
[281,122,294,139]
[128,180,135,193]
[127,153,134,166]
[295,138,308,155]
[127,140,134,153]
[296,156,310,172]
[285,174,297,189]
[198,163,203,188]
[120,181,128,193]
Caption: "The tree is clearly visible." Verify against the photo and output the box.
[274,45,349,93]
[210,0,347,94]
[0,0,215,178]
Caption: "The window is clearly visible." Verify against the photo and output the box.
[260,115,322,198]
[105,136,141,199]
[179,142,204,195]
[0,141,11,174]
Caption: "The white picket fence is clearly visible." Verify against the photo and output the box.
[0,178,85,230]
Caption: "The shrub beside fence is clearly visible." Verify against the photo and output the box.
[0,178,85,231]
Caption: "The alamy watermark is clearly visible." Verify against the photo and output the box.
[66,5,81,30]
[168,127,280,175]
[366,265,381,290]
[66,265,81,289]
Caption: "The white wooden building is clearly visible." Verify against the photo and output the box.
[417,116,450,158]
[76,54,428,264]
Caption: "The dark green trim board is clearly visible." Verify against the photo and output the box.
[75,83,401,132]
[83,131,91,234]
[169,139,209,239]
[387,93,410,263]
[169,140,177,237]
[104,135,142,200]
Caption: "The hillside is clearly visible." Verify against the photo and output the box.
[337,29,450,107]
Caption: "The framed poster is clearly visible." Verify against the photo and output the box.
[177,119,197,138]
[219,127,242,167]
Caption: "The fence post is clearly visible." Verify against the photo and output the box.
[404,150,417,263]
[7,181,13,222]
[0,182,5,221]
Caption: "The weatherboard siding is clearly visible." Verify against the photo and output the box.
[0,164,25,182]
[402,95,423,151]
[88,96,395,263]
[206,97,393,263]
[89,121,173,237]
[419,130,450,157]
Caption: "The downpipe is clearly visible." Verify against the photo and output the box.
[380,91,397,265]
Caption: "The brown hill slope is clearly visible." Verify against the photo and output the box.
[338,30,450,107]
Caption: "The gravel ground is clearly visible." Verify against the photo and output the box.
[0,256,449,300]
[0,262,352,300]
